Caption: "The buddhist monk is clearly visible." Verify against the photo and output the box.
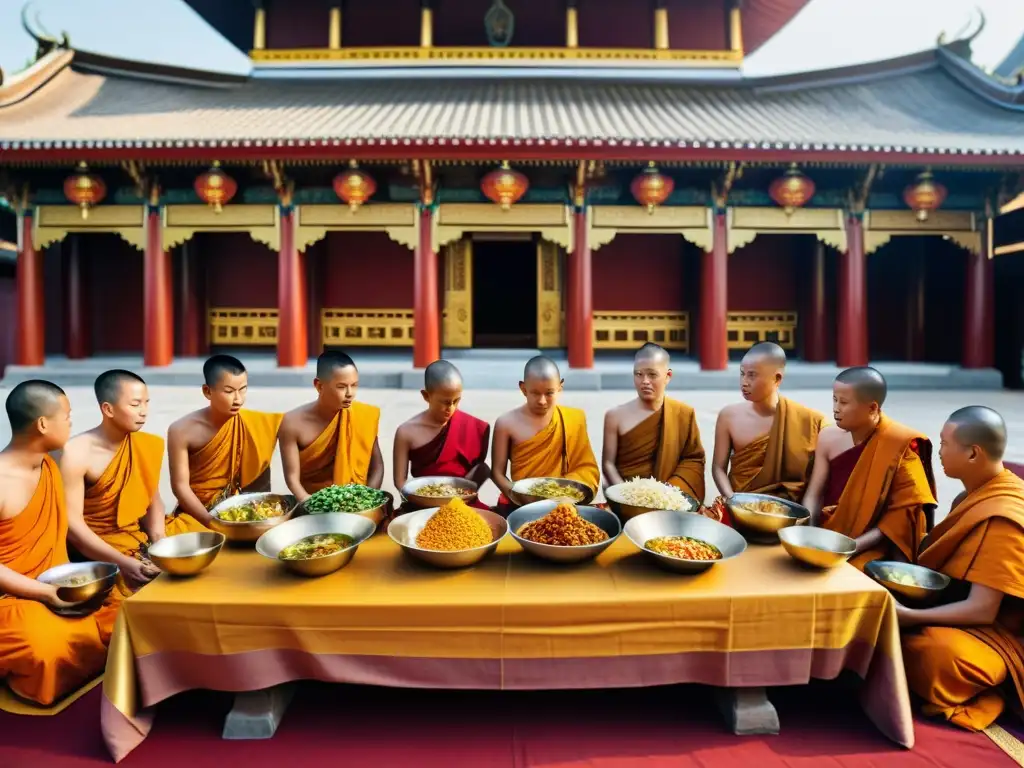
[602,343,705,501]
[393,360,490,509]
[167,355,283,524]
[60,370,206,595]
[279,350,384,503]
[899,406,1024,731]
[0,380,119,707]
[804,366,936,570]
[709,342,825,523]
[491,356,600,512]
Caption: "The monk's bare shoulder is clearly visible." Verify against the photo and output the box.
[61,430,101,464]
[815,425,847,459]
[167,409,212,447]
[280,401,317,427]
[395,411,430,440]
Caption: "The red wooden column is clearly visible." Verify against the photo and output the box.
[143,206,174,367]
[962,228,995,369]
[277,205,308,368]
[803,240,828,362]
[906,247,926,361]
[15,208,45,366]
[568,206,594,369]
[699,210,728,371]
[64,235,91,360]
[178,240,204,357]
[837,213,868,368]
[414,204,440,368]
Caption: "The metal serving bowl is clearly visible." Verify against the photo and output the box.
[256,512,376,577]
[401,476,479,510]
[508,500,621,564]
[299,491,394,532]
[37,561,119,610]
[604,482,699,521]
[623,510,747,574]
[779,526,856,569]
[727,493,810,540]
[208,492,297,543]
[388,506,508,569]
[508,477,596,508]
[148,531,226,577]
[865,561,952,603]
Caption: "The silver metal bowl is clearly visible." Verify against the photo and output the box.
[401,476,479,510]
[148,532,226,576]
[508,477,596,508]
[508,501,621,564]
[298,490,394,531]
[257,513,376,577]
[623,510,747,574]
[779,526,856,569]
[604,482,698,521]
[208,492,297,543]
[37,561,119,611]
[865,561,952,603]
[388,506,507,569]
[727,493,810,540]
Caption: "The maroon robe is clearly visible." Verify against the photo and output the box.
[405,410,490,511]
[823,440,868,508]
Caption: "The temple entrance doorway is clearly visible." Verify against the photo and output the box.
[471,236,538,348]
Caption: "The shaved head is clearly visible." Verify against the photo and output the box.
[835,366,887,407]
[6,379,66,433]
[317,350,356,380]
[947,406,1007,460]
[203,354,246,387]
[95,369,146,406]
[524,355,561,383]
[635,342,670,367]
[424,360,462,391]
[743,342,787,369]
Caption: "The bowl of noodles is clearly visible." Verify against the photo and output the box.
[508,477,596,508]
[727,492,810,541]
[256,512,376,577]
[507,501,621,564]
[389,498,508,569]
[209,492,297,543]
[623,510,747,574]
[605,478,698,521]
[401,476,479,510]
[865,561,951,603]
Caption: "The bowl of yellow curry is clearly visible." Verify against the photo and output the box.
[865,561,951,603]
[508,477,595,508]
[727,493,810,541]
[208,492,297,543]
[401,476,479,510]
[256,512,376,577]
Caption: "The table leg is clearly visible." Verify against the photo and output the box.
[714,687,780,736]
[222,684,296,740]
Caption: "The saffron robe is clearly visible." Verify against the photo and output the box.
[187,410,283,510]
[510,406,600,491]
[821,415,936,570]
[0,456,120,708]
[614,398,705,502]
[298,402,381,493]
[403,410,490,511]
[902,470,1024,731]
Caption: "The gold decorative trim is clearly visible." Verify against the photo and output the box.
[589,205,711,252]
[442,239,473,348]
[209,308,278,346]
[594,311,689,352]
[862,210,981,256]
[727,311,797,351]
[434,204,571,253]
[164,205,281,252]
[728,207,847,254]
[322,308,414,347]
[32,205,146,251]
[537,240,564,348]
[295,204,418,252]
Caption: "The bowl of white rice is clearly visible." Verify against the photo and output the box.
[605,478,699,521]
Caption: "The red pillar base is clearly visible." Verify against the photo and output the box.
[16,210,45,367]
[277,206,308,368]
[962,243,994,369]
[837,214,868,369]
[413,205,440,369]
[178,240,204,357]
[568,207,593,369]
[699,211,728,371]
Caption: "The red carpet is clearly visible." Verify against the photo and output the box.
[0,681,1012,768]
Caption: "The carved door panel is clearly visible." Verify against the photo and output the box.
[443,238,473,348]
[536,239,564,349]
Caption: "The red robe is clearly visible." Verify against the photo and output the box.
[406,411,490,510]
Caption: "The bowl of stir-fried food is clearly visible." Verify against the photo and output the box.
[401,476,479,510]
[865,561,951,603]
[727,493,810,541]
[508,477,596,508]
[37,561,119,613]
[623,509,747,573]
[605,478,698,521]
[208,493,297,542]
[257,512,376,577]
[507,501,620,563]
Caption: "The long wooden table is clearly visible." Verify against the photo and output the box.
[101,535,914,761]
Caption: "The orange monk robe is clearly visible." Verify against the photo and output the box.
[511,405,600,491]
[187,410,283,510]
[298,401,381,493]
[0,456,120,708]
[615,398,705,501]
[821,415,936,570]
[902,470,1024,731]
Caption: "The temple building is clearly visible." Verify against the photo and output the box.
[0,0,1022,382]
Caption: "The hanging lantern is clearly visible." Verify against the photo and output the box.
[630,162,675,213]
[333,161,377,212]
[903,170,947,222]
[194,161,237,213]
[63,162,107,220]
[769,163,815,215]
[481,161,528,210]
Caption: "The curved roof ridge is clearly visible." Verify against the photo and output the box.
[0,47,73,108]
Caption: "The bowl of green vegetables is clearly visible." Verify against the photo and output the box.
[301,483,393,531]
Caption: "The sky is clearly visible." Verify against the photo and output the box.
[0,0,1020,77]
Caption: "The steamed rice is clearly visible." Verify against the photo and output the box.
[609,478,694,512]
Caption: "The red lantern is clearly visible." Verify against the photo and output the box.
[333,161,377,212]
[769,164,815,215]
[630,162,674,213]
[194,161,237,213]
[63,162,107,220]
[903,171,947,222]
[481,161,528,210]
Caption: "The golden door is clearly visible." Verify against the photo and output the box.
[536,239,564,348]
[442,238,473,348]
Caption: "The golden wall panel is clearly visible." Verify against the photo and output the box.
[37,205,145,228]
[209,308,278,346]
[731,207,843,231]
[322,308,414,347]
[537,240,564,348]
[298,203,415,228]
[593,311,689,352]
[866,210,974,232]
[166,204,276,228]
[591,206,706,230]
[438,204,568,228]
[726,311,797,351]
[442,239,474,348]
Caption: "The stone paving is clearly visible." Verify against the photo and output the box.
[3,385,1023,523]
